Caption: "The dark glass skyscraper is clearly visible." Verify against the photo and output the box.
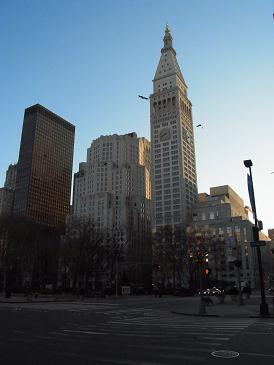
[13,104,75,227]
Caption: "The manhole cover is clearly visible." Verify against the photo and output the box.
[211,350,240,358]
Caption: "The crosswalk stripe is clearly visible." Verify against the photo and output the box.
[64,330,108,335]
[108,321,249,331]
[125,343,219,353]
[68,325,240,338]
[200,336,230,340]
[97,353,205,363]
[96,359,171,365]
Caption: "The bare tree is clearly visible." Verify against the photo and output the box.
[0,214,59,295]
[61,217,109,293]
[152,225,191,290]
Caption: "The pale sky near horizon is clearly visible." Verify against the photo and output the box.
[0,0,273,232]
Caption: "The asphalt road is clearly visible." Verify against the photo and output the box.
[1,297,274,364]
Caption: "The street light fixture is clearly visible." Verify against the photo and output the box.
[244,159,253,168]
[243,159,269,316]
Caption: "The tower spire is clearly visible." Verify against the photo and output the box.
[162,23,174,53]
[154,24,185,85]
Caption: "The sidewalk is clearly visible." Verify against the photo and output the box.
[1,293,274,319]
[0,293,79,304]
[171,295,274,318]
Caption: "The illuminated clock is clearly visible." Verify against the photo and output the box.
[159,128,171,141]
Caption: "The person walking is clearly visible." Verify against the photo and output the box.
[154,284,159,298]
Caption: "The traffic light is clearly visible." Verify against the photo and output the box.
[204,268,211,276]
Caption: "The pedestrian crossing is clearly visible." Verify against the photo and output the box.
[4,304,259,365]
[56,314,254,364]
[60,308,254,340]
[29,317,253,364]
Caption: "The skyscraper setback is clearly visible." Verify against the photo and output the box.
[13,104,75,227]
[150,25,198,229]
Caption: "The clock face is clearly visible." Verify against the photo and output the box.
[159,128,171,141]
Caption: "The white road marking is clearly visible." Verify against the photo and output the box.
[200,336,230,341]
[96,360,171,365]
[49,351,83,359]
[64,329,108,335]
[240,352,274,359]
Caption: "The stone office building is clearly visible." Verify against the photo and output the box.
[72,132,152,287]
[189,185,260,288]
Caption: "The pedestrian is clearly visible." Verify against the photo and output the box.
[158,284,163,298]
[154,284,159,298]
[5,287,11,298]
[243,284,251,299]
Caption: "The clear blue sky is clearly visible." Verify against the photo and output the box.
[1,0,273,231]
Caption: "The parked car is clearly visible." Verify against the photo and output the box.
[199,287,224,296]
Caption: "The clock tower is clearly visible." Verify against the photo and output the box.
[150,25,198,230]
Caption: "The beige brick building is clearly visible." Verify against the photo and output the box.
[72,132,152,286]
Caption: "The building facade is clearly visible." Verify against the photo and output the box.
[13,104,75,228]
[189,185,271,289]
[150,25,198,230]
[268,229,274,241]
[4,164,17,190]
[268,229,274,284]
[0,188,14,216]
[0,164,17,216]
[72,132,152,286]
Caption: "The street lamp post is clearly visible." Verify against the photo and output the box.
[234,259,244,306]
[232,235,244,306]
[195,247,207,314]
[244,159,269,316]
[198,261,205,314]
[115,252,118,298]
[113,242,124,298]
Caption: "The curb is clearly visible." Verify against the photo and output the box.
[250,315,274,319]
[171,310,219,317]
[171,310,274,319]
